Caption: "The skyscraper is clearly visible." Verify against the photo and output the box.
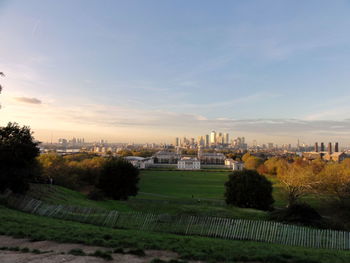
[175,137,179,147]
[205,134,209,147]
[198,136,205,146]
[210,131,216,144]
[224,133,229,144]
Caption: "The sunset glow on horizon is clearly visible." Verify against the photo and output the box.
[2,0,350,145]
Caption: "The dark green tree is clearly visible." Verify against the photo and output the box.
[224,169,274,211]
[0,122,40,193]
[98,157,139,200]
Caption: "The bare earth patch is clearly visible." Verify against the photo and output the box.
[0,235,203,263]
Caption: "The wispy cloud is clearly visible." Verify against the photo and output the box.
[31,19,41,36]
[160,92,281,111]
[14,97,42,104]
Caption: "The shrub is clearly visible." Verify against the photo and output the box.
[87,189,105,201]
[68,248,86,256]
[89,250,113,261]
[113,247,124,254]
[224,170,274,211]
[98,157,139,200]
[21,247,30,253]
[269,203,323,227]
[127,248,146,256]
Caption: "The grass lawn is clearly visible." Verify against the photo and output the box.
[27,183,269,220]
[27,169,335,222]
[138,170,230,200]
[1,205,350,263]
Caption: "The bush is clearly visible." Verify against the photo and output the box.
[224,170,274,211]
[87,188,105,201]
[127,248,146,256]
[68,248,86,256]
[89,250,113,261]
[269,203,323,227]
[98,157,139,200]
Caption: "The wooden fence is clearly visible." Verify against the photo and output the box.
[4,194,350,250]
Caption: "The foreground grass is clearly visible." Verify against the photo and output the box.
[1,205,350,263]
[28,184,269,220]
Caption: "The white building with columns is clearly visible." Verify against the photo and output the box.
[177,157,201,170]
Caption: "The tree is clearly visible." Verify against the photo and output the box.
[76,157,105,185]
[257,164,268,175]
[117,149,132,157]
[38,153,106,189]
[316,162,350,206]
[264,157,285,175]
[38,153,78,188]
[244,156,264,170]
[277,162,317,207]
[0,122,40,193]
[98,157,139,200]
[224,170,274,211]
[242,152,251,162]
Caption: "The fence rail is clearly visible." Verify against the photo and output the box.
[4,193,350,250]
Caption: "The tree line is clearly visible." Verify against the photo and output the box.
[241,153,350,207]
[0,123,140,200]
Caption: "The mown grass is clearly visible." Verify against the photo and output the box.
[1,205,350,262]
[138,170,229,200]
[25,170,334,222]
[27,171,269,220]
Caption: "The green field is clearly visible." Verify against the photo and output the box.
[1,205,350,263]
[24,169,332,222]
[138,170,229,200]
[27,182,268,220]
[138,170,291,207]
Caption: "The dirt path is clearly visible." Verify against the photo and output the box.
[0,235,202,263]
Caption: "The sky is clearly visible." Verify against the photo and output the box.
[1,0,350,145]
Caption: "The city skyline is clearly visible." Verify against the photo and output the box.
[2,1,350,144]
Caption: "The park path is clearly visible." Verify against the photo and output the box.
[0,235,201,263]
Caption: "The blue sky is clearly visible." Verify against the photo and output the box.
[1,0,350,144]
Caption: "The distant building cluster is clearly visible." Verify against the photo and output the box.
[58,137,85,146]
[174,130,247,150]
[302,142,347,162]
[40,132,350,171]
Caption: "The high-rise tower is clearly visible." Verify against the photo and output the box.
[210,131,216,144]
[205,134,209,147]
[224,133,229,144]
